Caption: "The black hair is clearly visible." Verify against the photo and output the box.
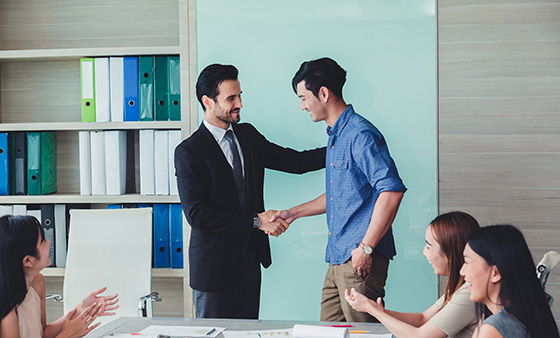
[0,215,44,321]
[292,57,347,99]
[467,225,559,338]
[196,64,239,111]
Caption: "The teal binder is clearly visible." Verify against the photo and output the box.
[27,132,57,195]
[139,56,154,121]
[154,56,169,121]
[168,56,181,121]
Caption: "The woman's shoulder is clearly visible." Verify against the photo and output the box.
[30,273,46,299]
[483,309,527,338]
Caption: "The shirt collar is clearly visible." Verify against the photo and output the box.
[203,119,234,143]
[326,104,354,137]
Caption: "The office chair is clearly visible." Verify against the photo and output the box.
[536,250,559,307]
[63,208,161,329]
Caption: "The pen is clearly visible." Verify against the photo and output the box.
[205,328,216,336]
[323,325,353,327]
[349,331,370,334]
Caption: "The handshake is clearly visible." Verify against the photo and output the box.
[256,209,295,237]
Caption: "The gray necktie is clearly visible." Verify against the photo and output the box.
[224,130,245,206]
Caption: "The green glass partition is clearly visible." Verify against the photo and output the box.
[197,0,437,320]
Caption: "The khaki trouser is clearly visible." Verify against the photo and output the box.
[320,252,389,322]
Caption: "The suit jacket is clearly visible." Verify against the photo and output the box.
[174,122,326,291]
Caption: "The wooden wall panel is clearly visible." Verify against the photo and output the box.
[438,0,560,322]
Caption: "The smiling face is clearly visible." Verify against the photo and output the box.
[204,79,243,129]
[296,81,328,123]
[460,244,502,307]
[423,225,449,276]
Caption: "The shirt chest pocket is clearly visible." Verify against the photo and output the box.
[332,160,366,191]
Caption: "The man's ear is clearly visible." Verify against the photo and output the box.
[490,265,502,284]
[202,95,213,111]
[318,86,330,103]
[22,255,34,268]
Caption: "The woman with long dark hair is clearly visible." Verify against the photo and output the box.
[460,224,559,338]
[0,215,119,338]
[345,211,480,338]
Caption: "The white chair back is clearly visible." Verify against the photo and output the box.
[63,208,153,329]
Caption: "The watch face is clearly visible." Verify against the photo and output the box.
[363,245,373,255]
[253,217,261,228]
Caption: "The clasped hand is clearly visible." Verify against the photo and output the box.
[257,209,294,237]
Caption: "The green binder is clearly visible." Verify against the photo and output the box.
[154,56,169,121]
[139,56,154,121]
[27,132,57,195]
[168,56,181,121]
[80,58,96,122]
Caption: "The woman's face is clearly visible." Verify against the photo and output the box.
[33,229,52,271]
[460,244,496,304]
[423,225,449,276]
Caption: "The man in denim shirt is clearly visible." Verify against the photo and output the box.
[272,58,406,322]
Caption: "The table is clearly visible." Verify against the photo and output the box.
[89,317,391,337]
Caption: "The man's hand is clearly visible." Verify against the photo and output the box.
[258,209,289,237]
[351,246,373,278]
[269,209,296,225]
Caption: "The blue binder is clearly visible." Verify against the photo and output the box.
[169,204,183,268]
[153,204,170,268]
[0,133,8,195]
[123,57,139,121]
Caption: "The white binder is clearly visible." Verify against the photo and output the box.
[109,57,124,122]
[78,131,92,195]
[104,131,127,195]
[90,131,107,195]
[168,130,182,196]
[12,205,26,215]
[0,205,12,217]
[94,57,111,122]
[154,130,169,195]
[139,129,155,195]
[54,204,67,268]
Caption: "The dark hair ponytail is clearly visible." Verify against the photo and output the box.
[0,215,43,320]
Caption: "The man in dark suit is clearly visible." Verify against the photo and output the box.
[174,64,326,319]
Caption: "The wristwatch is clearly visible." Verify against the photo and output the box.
[253,214,262,229]
[360,242,373,255]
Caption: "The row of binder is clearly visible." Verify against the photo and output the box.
[80,56,181,123]
[139,130,182,196]
[0,204,86,268]
[107,203,183,269]
[79,131,130,196]
[0,203,184,269]
[0,132,57,196]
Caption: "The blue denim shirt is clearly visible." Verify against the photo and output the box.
[325,105,406,264]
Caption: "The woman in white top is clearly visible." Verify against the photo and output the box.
[0,215,119,338]
[345,211,479,338]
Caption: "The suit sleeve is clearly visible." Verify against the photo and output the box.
[175,144,254,237]
[249,125,326,173]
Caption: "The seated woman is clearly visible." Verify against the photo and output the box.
[345,211,480,338]
[460,224,559,338]
[0,215,119,338]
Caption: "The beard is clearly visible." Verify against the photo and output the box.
[214,104,241,125]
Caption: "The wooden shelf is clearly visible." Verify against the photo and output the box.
[0,121,184,132]
[0,194,180,204]
[0,46,181,63]
[42,267,184,278]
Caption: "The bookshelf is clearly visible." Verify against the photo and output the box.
[0,0,195,318]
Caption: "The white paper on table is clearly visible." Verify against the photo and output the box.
[139,325,226,337]
[222,328,292,338]
[293,324,348,338]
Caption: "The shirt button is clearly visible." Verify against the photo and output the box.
[330,180,333,184]
[331,146,334,149]
[330,214,333,218]
[330,163,333,166]
[330,197,333,201]
[329,232,332,236]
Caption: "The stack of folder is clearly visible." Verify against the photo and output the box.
[79,130,128,196]
[0,132,57,196]
[106,203,184,268]
[81,56,181,123]
[139,129,182,196]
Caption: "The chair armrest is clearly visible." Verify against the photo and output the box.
[46,293,64,303]
[138,292,162,317]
